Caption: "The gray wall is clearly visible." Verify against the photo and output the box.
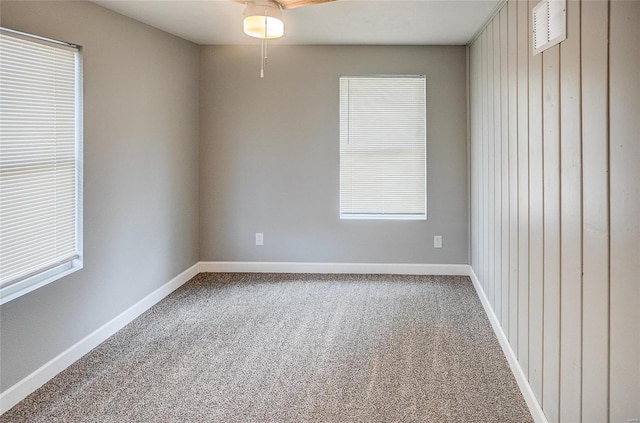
[0,1,200,391]
[200,45,468,264]
[469,1,639,422]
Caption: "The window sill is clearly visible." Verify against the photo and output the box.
[0,259,83,305]
[340,214,427,220]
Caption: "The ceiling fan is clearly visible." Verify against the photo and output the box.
[234,0,335,77]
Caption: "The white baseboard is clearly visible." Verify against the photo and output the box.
[468,268,548,423]
[0,262,200,415]
[199,261,470,276]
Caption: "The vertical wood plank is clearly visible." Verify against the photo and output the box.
[476,34,483,283]
[500,6,510,333]
[470,42,475,271]
[470,41,480,275]
[528,0,544,403]
[482,30,489,292]
[507,0,519,350]
[542,43,561,423]
[608,1,640,421]
[516,0,530,376]
[487,22,496,309]
[477,38,482,281]
[493,14,502,320]
[559,1,583,421]
[581,0,610,420]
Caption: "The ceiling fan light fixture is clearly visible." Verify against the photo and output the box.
[243,2,285,39]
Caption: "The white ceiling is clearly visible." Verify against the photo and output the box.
[90,0,500,45]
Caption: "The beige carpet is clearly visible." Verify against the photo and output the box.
[1,273,533,422]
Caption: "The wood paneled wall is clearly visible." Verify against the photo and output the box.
[469,1,639,422]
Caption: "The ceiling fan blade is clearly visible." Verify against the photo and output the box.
[277,0,335,10]
[231,0,335,9]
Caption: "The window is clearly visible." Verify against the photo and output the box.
[0,28,83,304]
[339,76,426,220]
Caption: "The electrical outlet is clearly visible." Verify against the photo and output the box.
[255,233,263,246]
[434,235,442,249]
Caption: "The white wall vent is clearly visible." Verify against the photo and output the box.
[532,0,566,55]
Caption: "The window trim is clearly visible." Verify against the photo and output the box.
[0,27,83,305]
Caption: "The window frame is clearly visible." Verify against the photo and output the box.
[338,75,427,221]
[0,27,83,304]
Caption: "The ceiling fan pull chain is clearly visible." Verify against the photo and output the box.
[264,11,269,62]
[263,11,269,77]
[260,37,265,78]
[260,9,269,78]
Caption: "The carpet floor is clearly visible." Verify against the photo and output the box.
[1,273,533,422]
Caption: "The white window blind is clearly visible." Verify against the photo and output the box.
[339,76,426,220]
[0,28,82,304]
